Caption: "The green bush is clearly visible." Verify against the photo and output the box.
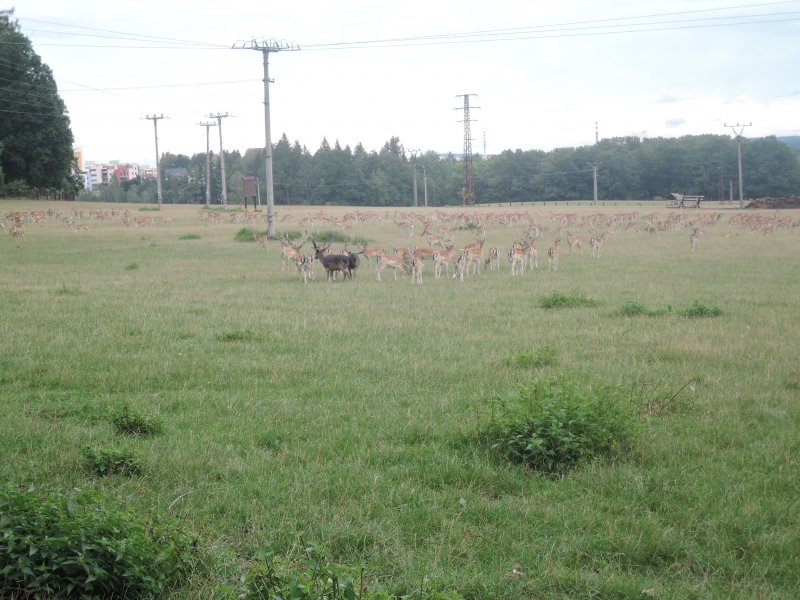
[111,403,163,436]
[479,379,636,475]
[538,291,601,310]
[678,300,722,317]
[82,446,142,477]
[0,486,197,597]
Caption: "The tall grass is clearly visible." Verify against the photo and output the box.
[0,201,798,598]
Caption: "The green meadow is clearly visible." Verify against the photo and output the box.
[1,201,798,598]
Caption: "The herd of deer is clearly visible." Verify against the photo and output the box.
[277,226,613,285]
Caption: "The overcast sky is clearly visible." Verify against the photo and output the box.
[13,0,800,165]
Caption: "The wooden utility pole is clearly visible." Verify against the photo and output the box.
[143,114,166,207]
[197,121,216,206]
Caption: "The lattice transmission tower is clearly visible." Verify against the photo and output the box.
[455,94,479,205]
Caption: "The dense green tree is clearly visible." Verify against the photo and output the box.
[0,9,76,191]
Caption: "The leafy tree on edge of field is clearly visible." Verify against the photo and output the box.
[0,9,78,193]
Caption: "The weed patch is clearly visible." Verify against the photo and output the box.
[179,233,201,240]
[82,446,142,477]
[678,300,722,317]
[0,485,197,597]
[538,291,601,310]
[217,329,263,343]
[52,284,81,296]
[138,206,160,212]
[125,262,139,271]
[478,379,636,475]
[312,230,369,245]
[618,300,667,317]
[503,344,558,368]
[630,378,698,416]
[236,542,463,600]
[110,403,163,436]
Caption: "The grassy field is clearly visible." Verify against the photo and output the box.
[1,201,798,598]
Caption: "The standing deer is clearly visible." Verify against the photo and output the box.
[548,239,560,271]
[312,240,352,282]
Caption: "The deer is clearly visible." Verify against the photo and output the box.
[547,239,560,271]
[375,253,408,281]
[312,240,352,282]
[690,228,702,253]
[566,231,583,254]
[590,232,606,259]
[279,238,305,271]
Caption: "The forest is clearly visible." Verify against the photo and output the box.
[80,133,800,206]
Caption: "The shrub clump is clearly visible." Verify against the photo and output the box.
[111,403,163,436]
[179,233,201,240]
[479,379,636,475]
[82,446,142,477]
[538,291,601,310]
[678,300,722,317]
[0,486,197,597]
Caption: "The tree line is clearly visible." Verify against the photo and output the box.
[80,133,800,206]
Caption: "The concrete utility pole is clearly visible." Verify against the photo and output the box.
[455,94,480,206]
[409,149,419,207]
[143,114,166,207]
[197,121,216,207]
[207,112,231,209]
[233,38,299,238]
[590,162,599,205]
[595,121,599,144]
[724,122,751,208]
[420,164,429,207]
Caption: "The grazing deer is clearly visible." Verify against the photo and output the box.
[279,239,305,271]
[453,250,469,282]
[312,240,352,282]
[566,231,582,253]
[375,253,408,281]
[10,224,24,243]
[486,246,500,271]
[690,228,702,253]
[508,245,526,276]
[590,232,606,259]
[357,241,386,267]
[295,254,315,284]
[410,252,424,284]
[547,239,560,271]
[525,241,539,270]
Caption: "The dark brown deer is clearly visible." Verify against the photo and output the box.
[312,240,352,282]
